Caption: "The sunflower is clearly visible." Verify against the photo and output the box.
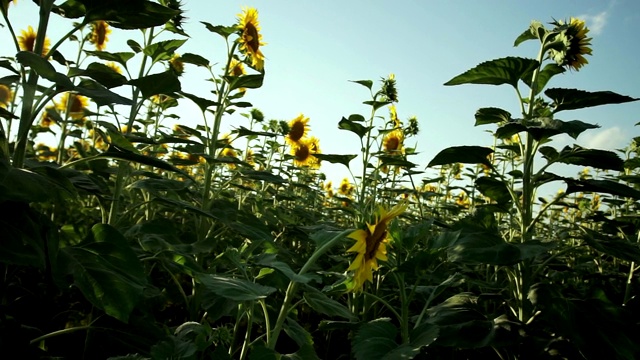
[244,148,256,167]
[380,73,398,102]
[0,84,13,108]
[105,61,123,74]
[236,7,265,70]
[291,137,320,168]
[40,106,58,127]
[228,58,247,92]
[57,92,89,120]
[347,202,407,292]
[286,114,310,145]
[383,128,404,154]
[89,21,111,51]
[18,25,50,56]
[338,178,355,197]
[169,53,184,76]
[388,105,401,128]
[549,17,592,71]
[219,134,238,169]
[324,180,334,198]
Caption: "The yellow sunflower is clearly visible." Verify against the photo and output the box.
[105,61,123,74]
[18,25,50,56]
[57,92,89,120]
[228,58,247,92]
[549,17,592,71]
[286,114,310,145]
[383,128,404,154]
[89,20,111,51]
[324,180,334,198]
[244,148,256,167]
[338,178,355,197]
[236,7,265,70]
[388,105,401,128]
[347,202,407,292]
[291,136,320,169]
[169,53,184,76]
[40,106,57,127]
[219,134,238,169]
[0,84,13,108]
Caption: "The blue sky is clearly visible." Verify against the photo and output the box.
[5,0,640,185]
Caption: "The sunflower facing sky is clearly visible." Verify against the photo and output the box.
[89,21,111,51]
[347,202,407,292]
[237,7,265,70]
[548,17,592,71]
[286,114,310,145]
[18,25,50,56]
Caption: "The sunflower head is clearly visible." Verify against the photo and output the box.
[0,84,13,108]
[323,181,334,198]
[383,129,404,154]
[291,137,320,169]
[338,178,355,197]
[380,73,398,102]
[169,53,184,76]
[57,92,89,120]
[18,25,50,57]
[236,7,265,70]
[40,106,59,127]
[105,61,123,74]
[548,17,592,71]
[228,58,247,91]
[89,21,111,51]
[346,202,407,292]
[388,105,401,128]
[286,114,310,145]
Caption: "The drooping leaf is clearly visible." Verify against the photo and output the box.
[565,178,640,200]
[178,91,218,112]
[224,74,264,92]
[180,53,210,67]
[313,154,357,169]
[545,88,639,113]
[143,39,188,63]
[196,274,276,301]
[69,62,128,88]
[52,0,86,18]
[201,21,237,38]
[56,224,147,322]
[15,51,74,90]
[84,50,135,66]
[303,289,356,320]
[444,57,539,88]
[283,319,319,360]
[256,257,311,284]
[550,145,624,171]
[233,126,276,138]
[83,0,179,30]
[129,70,181,98]
[350,79,373,90]
[75,78,133,106]
[338,116,372,138]
[581,227,640,263]
[474,107,511,126]
[98,146,190,178]
[475,177,512,204]
[362,100,391,111]
[428,146,494,168]
[240,169,286,184]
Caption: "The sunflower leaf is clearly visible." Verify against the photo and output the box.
[313,154,357,169]
[352,318,398,360]
[444,57,539,88]
[522,63,565,95]
[196,274,276,301]
[303,289,357,321]
[545,88,639,113]
[475,107,512,126]
[75,79,133,106]
[428,146,494,168]
[201,22,237,38]
[180,53,210,67]
[143,39,188,63]
[84,50,136,66]
[129,70,181,98]
[16,51,74,90]
[69,62,128,88]
[338,116,372,138]
[84,0,179,30]
[350,79,373,90]
[224,74,264,91]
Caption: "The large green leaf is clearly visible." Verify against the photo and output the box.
[303,289,356,320]
[0,160,76,203]
[143,39,188,63]
[0,201,50,268]
[223,74,264,92]
[179,91,218,112]
[474,107,511,126]
[581,227,640,263]
[542,145,623,171]
[448,230,553,265]
[52,0,86,18]
[84,50,135,67]
[201,21,237,38]
[545,88,639,113]
[129,70,181,98]
[444,57,539,88]
[426,293,494,348]
[352,319,398,360]
[475,177,512,204]
[56,224,147,322]
[15,51,74,90]
[98,146,189,177]
[338,115,372,138]
[75,79,133,106]
[313,154,357,169]
[428,146,493,168]
[196,274,276,301]
[69,62,128,88]
[83,0,179,29]
[522,63,565,95]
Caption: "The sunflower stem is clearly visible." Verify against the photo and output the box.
[266,229,352,350]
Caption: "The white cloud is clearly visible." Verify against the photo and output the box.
[577,11,609,36]
[578,126,627,150]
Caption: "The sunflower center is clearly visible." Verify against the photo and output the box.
[386,137,399,151]
[295,144,310,161]
[289,121,305,142]
[244,23,260,53]
[365,224,387,261]
[97,22,107,45]
[69,95,84,113]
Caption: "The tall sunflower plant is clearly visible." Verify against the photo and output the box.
[421,16,640,356]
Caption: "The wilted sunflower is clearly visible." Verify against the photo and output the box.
[548,17,592,71]
[237,7,265,70]
[0,84,13,108]
[347,202,407,292]
[89,21,111,51]
[338,178,355,197]
[383,128,404,154]
[291,137,320,168]
[18,25,50,56]
[57,92,89,120]
[286,114,310,145]
[169,53,184,75]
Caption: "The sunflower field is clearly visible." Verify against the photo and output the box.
[2,1,640,359]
